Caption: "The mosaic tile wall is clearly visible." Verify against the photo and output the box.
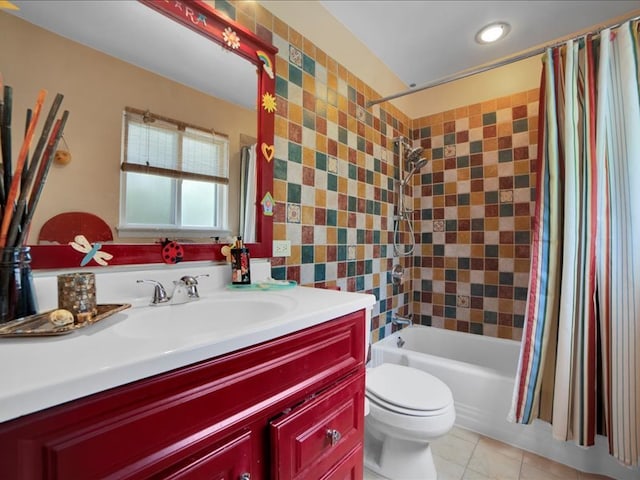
[267,27,417,341]
[221,1,416,341]
[411,91,539,341]
[218,1,537,342]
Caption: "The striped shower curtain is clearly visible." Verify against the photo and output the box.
[509,21,640,467]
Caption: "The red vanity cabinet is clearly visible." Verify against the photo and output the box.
[0,309,367,479]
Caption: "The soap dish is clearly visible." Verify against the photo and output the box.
[226,280,297,291]
[0,304,131,338]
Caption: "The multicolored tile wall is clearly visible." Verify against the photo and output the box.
[224,1,415,341]
[220,1,538,342]
[411,91,539,341]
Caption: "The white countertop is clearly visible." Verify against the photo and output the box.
[0,261,375,423]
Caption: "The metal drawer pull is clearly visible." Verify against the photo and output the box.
[239,474,251,480]
[326,428,341,445]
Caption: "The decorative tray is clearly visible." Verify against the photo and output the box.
[0,304,131,338]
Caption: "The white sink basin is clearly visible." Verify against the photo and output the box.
[114,292,299,341]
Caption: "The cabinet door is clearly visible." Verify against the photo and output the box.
[270,371,365,480]
[154,430,253,480]
[320,445,363,480]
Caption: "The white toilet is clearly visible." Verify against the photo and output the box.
[364,363,456,480]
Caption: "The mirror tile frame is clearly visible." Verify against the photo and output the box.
[30,0,276,269]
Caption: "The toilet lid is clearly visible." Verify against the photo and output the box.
[366,364,453,411]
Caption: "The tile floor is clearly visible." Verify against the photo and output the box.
[363,426,613,480]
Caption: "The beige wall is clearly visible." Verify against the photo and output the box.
[1,12,256,243]
[402,55,542,118]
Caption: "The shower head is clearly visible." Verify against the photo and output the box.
[406,146,424,163]
[411,158,428,171]
[400,157,428,186]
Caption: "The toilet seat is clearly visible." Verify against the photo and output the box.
[366,364,453,417]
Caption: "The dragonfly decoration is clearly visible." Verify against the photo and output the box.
[69,235,113,266]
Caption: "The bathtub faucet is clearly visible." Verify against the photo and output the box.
[392,313,412,327]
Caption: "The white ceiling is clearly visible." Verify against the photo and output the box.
[319,0,640,89]
[5,0,640,109]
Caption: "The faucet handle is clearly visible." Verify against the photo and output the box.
[179,274,209,298]
[179,274,209,285]
[136,279,170,305]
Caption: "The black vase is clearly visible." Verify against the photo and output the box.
[0,247,38,324]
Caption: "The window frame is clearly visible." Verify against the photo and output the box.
[118,108,231,239]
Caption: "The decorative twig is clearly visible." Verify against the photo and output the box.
[1,85,12,209]
[21,108,32,192]
[16,111,69,247]
[0,75,4,211]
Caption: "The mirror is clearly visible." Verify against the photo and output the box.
[2,0,276,268]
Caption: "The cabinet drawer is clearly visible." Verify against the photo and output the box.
[270,371,365,480]
[155,430,253,480]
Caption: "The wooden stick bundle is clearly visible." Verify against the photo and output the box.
[5,94,64,248]
[0,89,46,248]
[0,86,69,250]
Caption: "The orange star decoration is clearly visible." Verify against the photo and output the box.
[222,27,240,50]
[262,92,277,113]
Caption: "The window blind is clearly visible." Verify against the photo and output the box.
[121,108,229,185]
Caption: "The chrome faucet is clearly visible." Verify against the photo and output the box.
[137,274,209,306]
[178,274,209,299]
[392,313,412,327]
[136,280,170,305]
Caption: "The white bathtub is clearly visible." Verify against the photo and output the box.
[371,325,636,480]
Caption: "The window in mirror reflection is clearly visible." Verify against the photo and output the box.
[119,108,231,238]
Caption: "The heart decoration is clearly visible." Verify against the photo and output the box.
[261,143,274,162]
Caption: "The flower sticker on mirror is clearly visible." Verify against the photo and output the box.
[222,27,240,50]
[256,50,274,79]
[262,92,277,113]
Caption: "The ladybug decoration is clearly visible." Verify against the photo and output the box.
[161,238,184,264]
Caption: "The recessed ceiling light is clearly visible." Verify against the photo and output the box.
[476,22,511,44]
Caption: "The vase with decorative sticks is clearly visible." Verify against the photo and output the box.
[0,80,69,323]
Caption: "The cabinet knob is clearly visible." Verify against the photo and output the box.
[326,428,341,446]
[239,474,251,480]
